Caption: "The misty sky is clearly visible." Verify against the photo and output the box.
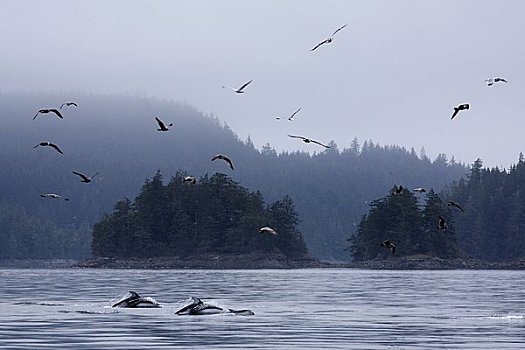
[2,0,524,167]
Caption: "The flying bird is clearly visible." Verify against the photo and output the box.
[413,187,426,193]
[183,176,197,184]
[60,102,78,109]
[448,201,464,212]
[155,116,173,131]
[72,171,99,183]
[259,226,277,235]
[381,240,396,254]
[288,135,330,148]
[485,77,508,86]
[212,154,234,170]
[276,107,301,121]
[33,109,63,120]
[310,23,348,51]
[438,215,448,230]
[451,103,469,120]
[33,141,63,154]
[40,193,69,201]
[393,185,404,194]
[223,79,253,94]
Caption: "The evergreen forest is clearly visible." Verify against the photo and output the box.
[92,171,307,259]
[3,92,522,262]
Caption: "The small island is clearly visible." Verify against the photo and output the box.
[79,171,319,269]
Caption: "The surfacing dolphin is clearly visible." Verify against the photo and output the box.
[111,291,161,308]
[175,296,254,316]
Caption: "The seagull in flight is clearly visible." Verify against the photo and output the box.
[259,226,278,235]
[288,135,330,148]
[276,108,301,121]
[413,187,426,193]
[448,201,464,212]
[451,103,469,120]
[212,154,234,170]
[40,193,70,201]
[33,141,63,154]
[381,240,396,254]
[72,171,99,183]
[183,176,197,184]
[33,109,63,120]
[60,102,78,109]
[223,79,253,94]
[155,116,173,131]
[310,23,348,51]
[485,77,508,86]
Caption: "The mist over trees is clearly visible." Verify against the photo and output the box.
[0,92,466,261]
[92,171,307,259]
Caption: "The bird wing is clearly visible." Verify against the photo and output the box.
[33,111,42,120]
[155,117,166,129]
[73,171,89,181]
[69,102,78,107]
[50,109,64,119]
[49,143,63,154]
[211,155,220,161]
[288,108,301,120]
[288,134,306,140]
[332,23,348,36]
[451,108,459,120]
[311,139,330,148]
[237,79,253,92]
[60,103,66,109]
[224,157,234,170]
[91,172,99,179]
[310,39,329,51]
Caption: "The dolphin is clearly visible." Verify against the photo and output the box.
[175,296,254,316]
[111,291,161,308]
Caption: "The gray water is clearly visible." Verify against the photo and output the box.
[0,269,523,349]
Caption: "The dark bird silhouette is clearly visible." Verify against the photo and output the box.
[60,102,78,109]
[259,226,278,235]
[155,116,173,131]
[288,135,330,148]
[448,201,464,212]
[212,154,234,170]
[310,23,348,51]
[438,215,448,230]
[276,107,301,121]
[33,141,63,154]
[40,193,69,201]
[223,79,253,94]
[72,171,98,183]
[451,103,470,120]
[381,240,396,254]
[33,109,63,120]
[183,176,197,184]
[485,77,508,86]
[413,187,426,193]
[393,185,404,194]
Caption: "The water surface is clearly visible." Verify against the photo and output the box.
[0,269,523,349]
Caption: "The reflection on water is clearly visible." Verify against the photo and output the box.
[0,269,523,349]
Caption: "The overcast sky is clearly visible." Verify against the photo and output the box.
[2,0,524,167]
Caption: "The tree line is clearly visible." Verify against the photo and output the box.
[348,154,525,262]
[91,171,308,259]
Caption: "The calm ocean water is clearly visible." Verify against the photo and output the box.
[0,268,523,349]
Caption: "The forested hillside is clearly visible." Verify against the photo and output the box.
[0,93,466,260]
[92,171,307,259]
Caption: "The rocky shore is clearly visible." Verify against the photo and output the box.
[75,252,328,269]
[73,253,525,270]
[344,255,525,270]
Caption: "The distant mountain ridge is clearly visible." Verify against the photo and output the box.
[0,92,466,260]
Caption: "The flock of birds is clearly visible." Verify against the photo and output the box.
[32,22,509,253]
